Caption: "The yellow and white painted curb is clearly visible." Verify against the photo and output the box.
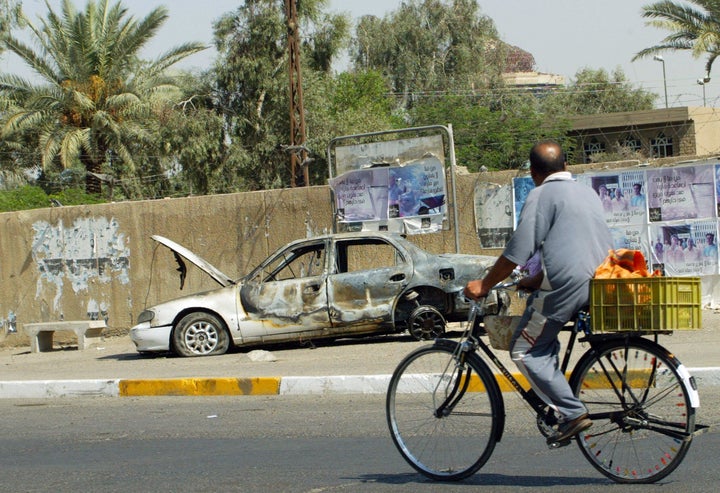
[0,368,718,398]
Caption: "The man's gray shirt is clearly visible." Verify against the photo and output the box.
[504,172,613,322]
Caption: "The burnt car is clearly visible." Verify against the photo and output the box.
[130,232,506,357]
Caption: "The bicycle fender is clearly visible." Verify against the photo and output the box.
[676,364,700,408]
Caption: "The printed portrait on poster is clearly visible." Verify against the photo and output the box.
[588,170,647,226]
[649,220,718,276]
[647,165,715,222]
[388,156,446,219]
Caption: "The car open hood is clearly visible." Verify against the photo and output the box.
[151,235,236,288]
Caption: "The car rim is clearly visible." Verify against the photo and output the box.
[409,306,445,340]
[184,321,219,354]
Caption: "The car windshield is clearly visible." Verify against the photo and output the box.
[249,242,327,283]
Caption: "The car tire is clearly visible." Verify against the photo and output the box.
[172,312,230,357]
[408,305,446,341]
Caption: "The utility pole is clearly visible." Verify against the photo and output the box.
[285,0,309,187]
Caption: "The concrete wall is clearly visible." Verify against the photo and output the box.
[2,157,717,347]
[0,186,343,345]
[1,174,502,346]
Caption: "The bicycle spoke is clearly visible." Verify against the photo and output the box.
[571,338,695,484]
[387,343,501,481]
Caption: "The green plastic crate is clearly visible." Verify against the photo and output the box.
[589,277,702,332]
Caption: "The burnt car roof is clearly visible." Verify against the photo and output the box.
[151,231,476,290]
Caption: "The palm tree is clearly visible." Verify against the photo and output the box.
[633,0,720,79]
[0,0,206,194]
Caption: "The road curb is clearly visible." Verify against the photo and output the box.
[1,367,719,399]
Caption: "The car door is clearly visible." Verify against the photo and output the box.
[326,236,413,330]
[239,239,331,336]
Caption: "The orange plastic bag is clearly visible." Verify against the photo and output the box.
[594,249,661,279]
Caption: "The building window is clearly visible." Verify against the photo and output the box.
[651,133,673,157]
[619,135,641,152]
[583,138,605,163]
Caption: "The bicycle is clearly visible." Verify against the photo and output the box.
[386,280,708,484]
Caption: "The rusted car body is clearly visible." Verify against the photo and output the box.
[130,232,505,357]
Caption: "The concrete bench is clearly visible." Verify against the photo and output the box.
[22,320,107,353]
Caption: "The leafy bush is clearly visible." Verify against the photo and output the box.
[0,186,105,212]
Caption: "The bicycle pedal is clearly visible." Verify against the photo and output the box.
[547,439,571,449]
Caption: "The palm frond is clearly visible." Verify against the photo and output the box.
[1,35,63,84]
[38,132,63,170]
[70,90,96,112]
[2,110,48,135]
[144,43,209,78]
[0,74,35,97]
[635,0,720,74]
[59,127,91,168]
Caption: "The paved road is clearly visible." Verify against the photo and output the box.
[1,310,719,398]
[1,393,718,492]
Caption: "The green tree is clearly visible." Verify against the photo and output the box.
[152,71,244,197]
[634,0,720,78]
[212,0,351,189]
[0,0,206,194]
[301,69,401,180]
[410,92,571,171]
[541,67,657,115]
[351,0,506,111]
[0,0,23,53]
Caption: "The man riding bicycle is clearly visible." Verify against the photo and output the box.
[464,140,612,445]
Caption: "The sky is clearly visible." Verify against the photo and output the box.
[2,0,714,108]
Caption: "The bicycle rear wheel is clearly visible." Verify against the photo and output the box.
[570,337,697,484]
[386,341,503,481]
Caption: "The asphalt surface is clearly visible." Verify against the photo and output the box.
[1,310,719,398]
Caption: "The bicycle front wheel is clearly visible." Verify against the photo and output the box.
[570,337,697,484]
[386,342,503,481]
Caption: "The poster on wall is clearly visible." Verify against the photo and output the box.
[647,165,715,222]
[328,168,383,222]
[329,154,447,234]
[715,163,720,216]
[475,160,720,281]
[512,176,535,228]
[474,183,513,248]
[649,220,718,275]
[586,170,647,226]
[330,134,447,234]
[609,224,651,262]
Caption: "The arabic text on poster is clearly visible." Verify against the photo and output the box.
[647,166,715,222]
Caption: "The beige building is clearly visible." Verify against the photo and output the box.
[568,106,720,163]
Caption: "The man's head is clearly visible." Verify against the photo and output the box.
[707,233,715,245]
[633,183,642,195]
[529,140,566,185]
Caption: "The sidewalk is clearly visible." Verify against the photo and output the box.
[1,310,719,398]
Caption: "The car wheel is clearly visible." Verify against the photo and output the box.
[408,305,446,341]
[172,312,230,357]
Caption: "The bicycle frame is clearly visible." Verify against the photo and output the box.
[387,286,706,484]
[459,302,700,440]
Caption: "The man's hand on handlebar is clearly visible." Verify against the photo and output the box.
[463,279,489,301]
[465,255,519,301]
